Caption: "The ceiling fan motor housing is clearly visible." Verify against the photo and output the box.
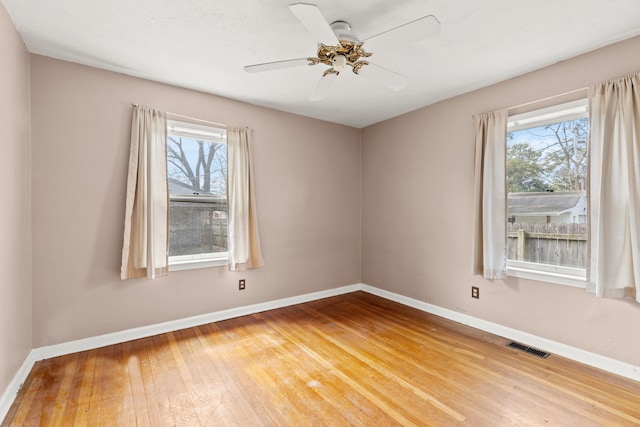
[330,21,360,44]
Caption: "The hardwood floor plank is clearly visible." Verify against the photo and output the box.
[238,316,370,427]
[135,337,168,426]
[193,323,273,426]
[93,343,124,426]
[147,334,183,426]
[219,316,317,426]
[347,293,640,425]
[85,346,109,426]
[296,304,498,422]
[313,298,584,423]
[5,360,45,426]
[122,339,152,427]
[158,332,203,426]
[3,291,640,426]
[359,293,640,425]
[72,349,98,426]
[175,327,239,425]
[259,308,439,426]
[59,351,89,424]
[199,321,283,425]
[18,354,72,425]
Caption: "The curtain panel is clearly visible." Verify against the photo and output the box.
[227,127,265,271]
[473,110,508,279]
[121,105,169,280]
[588,72,640,302]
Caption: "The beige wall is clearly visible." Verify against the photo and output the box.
[0,4,32,396]
[30,55,361,346]
[9,14,640,376]
[361,36,640,366]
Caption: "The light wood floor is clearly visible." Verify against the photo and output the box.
[3,291,640,426]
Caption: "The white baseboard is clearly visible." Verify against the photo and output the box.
[0,351,38,424]
[31,283,361,361]
[3,282,639,423]
[360,284,640,382]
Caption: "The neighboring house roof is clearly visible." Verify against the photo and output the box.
[168,177,211,196]
[508,191,585,216]
[168,178,226,211]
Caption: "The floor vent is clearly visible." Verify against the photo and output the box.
[507,341,550,359]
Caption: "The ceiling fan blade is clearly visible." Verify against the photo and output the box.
[244,58,309,73]
[289,3,339,44]
[358,63,409,91]
[310,72,337,101]
[364,15,440,46]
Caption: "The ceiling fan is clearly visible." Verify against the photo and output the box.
[244,3,440,101]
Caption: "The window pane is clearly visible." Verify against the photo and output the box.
[167,129,227,258]
[506,117,588,269]
[167,136,227,197]
[169,199,227,256]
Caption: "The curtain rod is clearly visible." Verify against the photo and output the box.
[131,103,227,128]
[472,86,588,119]
[507,87,587,111]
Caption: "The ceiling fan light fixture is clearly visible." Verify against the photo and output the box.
[332,54,347,71]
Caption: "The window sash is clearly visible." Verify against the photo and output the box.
[167,120,228,267]
[167,120,226,143]
[508,99,588,131]
[506,98,589,287]
[170,195,226,203]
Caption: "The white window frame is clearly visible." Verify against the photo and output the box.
[166,119,228,271]
[506,99,588,288]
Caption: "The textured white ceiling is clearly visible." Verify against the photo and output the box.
[3,0,640,128]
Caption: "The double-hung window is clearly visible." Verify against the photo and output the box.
[505,99,589,287]
[166,120,228,270]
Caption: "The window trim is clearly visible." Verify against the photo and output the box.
[508,98,588,132]
[167,119,228,269]
[507,260,586,288]
[506,99,589,288]
[169,252,229,271]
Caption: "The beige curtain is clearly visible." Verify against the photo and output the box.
[121,105,169,280]
[588,72,640,302]
[227,127,264,271]
[473,110,508,279]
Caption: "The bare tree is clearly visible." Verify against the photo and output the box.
[167,136,227,195]
[542,119,588,191]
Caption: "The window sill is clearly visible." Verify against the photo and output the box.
[507,260,586,288]
[169,252,228,271]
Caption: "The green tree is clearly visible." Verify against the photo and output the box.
[507,118,588,193]
[506,142,551,192]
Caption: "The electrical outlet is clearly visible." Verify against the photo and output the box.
[239,279,246,290]
[471,286,479,299]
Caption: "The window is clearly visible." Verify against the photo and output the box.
[506,99,588,287]
[166,120,228,270]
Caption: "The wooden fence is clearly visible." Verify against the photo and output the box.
[507,222,587,268]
